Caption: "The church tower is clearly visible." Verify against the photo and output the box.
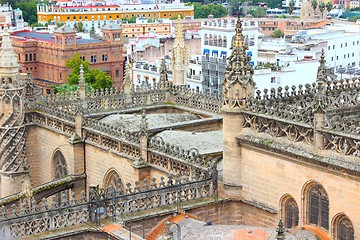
[0,26,28,197]
[171,16,189,85]
[221,15,255,197]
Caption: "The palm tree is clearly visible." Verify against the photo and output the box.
[311,0,318,17]
[319,1,326,18]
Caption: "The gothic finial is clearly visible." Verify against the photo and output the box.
[140,108,148,137]
[159,58,168,82]
[123,58,132,93]
[222,16,255,109]
[79,64,85,86]
[233,14,245,49]
[276,219,285,240]
[317,49,327,85]
[0,24,20,82]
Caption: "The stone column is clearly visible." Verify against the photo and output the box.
[222,108,244,198]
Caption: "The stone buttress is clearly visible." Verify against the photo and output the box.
[0,26,28,197]
[221,15,255,197]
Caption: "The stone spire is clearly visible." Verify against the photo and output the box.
[123,59,133,94]
[222,15,254,109]
[316,49,327,89]
[139,108,148,137]
[0,25,21,88]
[159,58,168,83]
[0,25,28,197]
[78,64,86,99]
[170,15,188,85]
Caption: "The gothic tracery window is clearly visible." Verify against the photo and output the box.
[284,198,299,228]
[104,170,124,197]
[53,151,68,179]
[336,216,354,240]
[308,184,329,230]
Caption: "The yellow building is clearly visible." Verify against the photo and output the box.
[37,3,194,32]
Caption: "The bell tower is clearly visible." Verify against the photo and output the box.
[0,25,28,197]
[221,15,255,197]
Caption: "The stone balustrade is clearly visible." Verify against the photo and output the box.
[0,175,215,239]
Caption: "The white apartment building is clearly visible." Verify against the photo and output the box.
[297,28,360,69]
[199,17,259,95]
[0,4,25,31]
[132,56,203,90]
[200,17,259,66]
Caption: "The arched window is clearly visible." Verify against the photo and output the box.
[308,184,329,230]
[53,150,68,179]
[284,198,299,228]
[209,34,213,46]
[223,36,227,48]
[334,215,354,240]
[103,169,124,197]
[25,54,28,62]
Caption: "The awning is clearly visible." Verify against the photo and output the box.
[203,49,210,55]
[212,50,218,56]
[247,51,252,56]
[220,51,227,57]
[250,61,254,66]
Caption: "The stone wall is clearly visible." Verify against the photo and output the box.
[26,126,81,186]
[240,143,360,237]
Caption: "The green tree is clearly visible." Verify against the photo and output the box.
[65,53,112,90]
[326,1,333,13]
[271,29,284,38]
[249,7,266,18]
[57,22,65,27]
[186,2,228,18]
[266,0,282,9]
[288,0,295,15]
[65,53,90,85]
[311,0,318,16]
[170,14,183,20]
[319,1,326,18]
[15,1,37,24]
[85,69,112,89]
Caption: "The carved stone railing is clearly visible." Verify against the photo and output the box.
[25,112,76,137]
[242,112,314,146]
[83,124,213,175]
[0,175,215,239]
[321,129,360,157]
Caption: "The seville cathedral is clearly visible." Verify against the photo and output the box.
[0,15,359,240]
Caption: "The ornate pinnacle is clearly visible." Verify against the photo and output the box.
[276,219,285,240]
[316,49,327,87]
[159,58,168,82]
[314,49,327,112]
[140,108,148,137]
[123,59,132,93]
[233,14,245,49]
[79,64,85,87]
[222,15,255,109]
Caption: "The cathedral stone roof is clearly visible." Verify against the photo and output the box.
[99,112,200,131]
[154,130,222,155]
